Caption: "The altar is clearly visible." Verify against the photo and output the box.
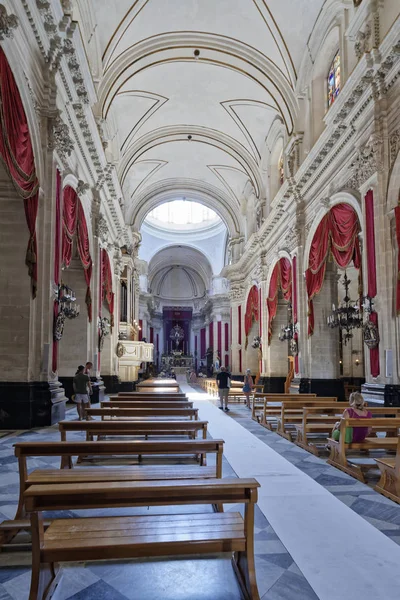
[161,353,194,369]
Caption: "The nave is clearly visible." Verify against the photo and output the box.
[1,381,400,600]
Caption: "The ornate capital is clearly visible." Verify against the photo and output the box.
[77,180,90,196]
[347,135,383,189]
[0,5,18,40]
[49,115,74,158]
[95,213,109,243]
[229,284,245,302]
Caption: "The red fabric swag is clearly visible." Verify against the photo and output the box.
[52,170,62,373]
[244,285,259,348]
[0,48,39,297]
[62,186,93,321]
[365,190,379,376]
[267,258,292,345]
[306,204,361,336]
[292,255,299,373]
[101,248,114,326]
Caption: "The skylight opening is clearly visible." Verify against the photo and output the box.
[146,200,220,227]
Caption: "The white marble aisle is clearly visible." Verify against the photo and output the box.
[179,382,400,600]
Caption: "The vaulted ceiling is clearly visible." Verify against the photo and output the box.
[91,0,325,233]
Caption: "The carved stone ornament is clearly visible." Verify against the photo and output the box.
[355,23,371,59]
[389,129,400,171]
[347,136,383,189]
[0,4,18,40]
[53,311,65,342]
[96,214,109,242]
[363,318,380,350]
[116,342,126,358]
[51,116,74,158]
[77,180,90,196]
[290,338,298,357]
[229,285,245,302]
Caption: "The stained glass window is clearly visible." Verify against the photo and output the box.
[278,153,284,186]
[327,52,341,108]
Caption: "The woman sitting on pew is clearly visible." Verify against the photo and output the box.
[332,392,372,442]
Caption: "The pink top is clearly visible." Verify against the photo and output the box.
[346,407,372,442]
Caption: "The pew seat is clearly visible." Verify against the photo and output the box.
[25,478,261,600]
[375,437,400,504]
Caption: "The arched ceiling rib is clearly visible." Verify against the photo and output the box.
[90,0,325,231]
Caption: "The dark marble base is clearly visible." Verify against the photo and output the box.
[299,378,346,402]
[0,380,67,429]
[102,375,121,394]
[258,376,286,393]
[118,381,137,392]
[362,382,400,406]
[59,376,105,405]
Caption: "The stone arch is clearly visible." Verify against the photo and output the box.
[129,179,243,238]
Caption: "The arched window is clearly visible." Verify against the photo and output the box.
[278,153,284,186]
[327,51,341,108]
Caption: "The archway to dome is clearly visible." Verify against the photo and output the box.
[139,199,229,374]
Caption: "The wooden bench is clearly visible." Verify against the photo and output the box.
[12,439,224,521]
[25,477,261,600]
[295,407,400,455]
[116,392,187,399]
[86,407,199,420]
[103,400,194,409]
[327,417,400,481]
[59,419,208,441]
[375,436,400,504]
[251,393,317,422]
[275,398,338,438]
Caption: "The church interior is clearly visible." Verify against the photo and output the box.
[0,1,400,598]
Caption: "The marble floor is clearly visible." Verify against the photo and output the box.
[1,384,400,599]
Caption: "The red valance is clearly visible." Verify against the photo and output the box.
[62,185,93,321]
[292,255,299,373]
[52,170,62,373]
[395,205,400,315]
[101,248,114,326]
[0,48,39,297]
[244,285,259,347]
[306,203,361,336]
[267,257,292,345]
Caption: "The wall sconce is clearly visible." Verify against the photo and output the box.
[355,358,360,366]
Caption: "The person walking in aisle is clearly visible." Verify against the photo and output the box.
[72,365,92,420]
[216,366,231,412]
[243,368,254,408]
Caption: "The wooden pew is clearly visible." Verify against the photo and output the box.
[275,398,338,438]
[135,386,180,393]
[375,436,400,504]
[24,477,261,600]
[86,407,199,420]
[327,417,400,481]
[59,420,208,441]
[116,392,187,399]
[102,400,194,409]
[251,393,317,423]
[12,439,224,520]
[295,406,400,455]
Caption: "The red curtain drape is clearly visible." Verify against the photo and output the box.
[306,204,361,336]
[395,205,400,315]
[62,186,93,321]
[292,255,299,373]
[365,190,379,377]
[244,285,259,347]
[52,170,62,373]
[101,248,114,326]
[0,48,39,297]
[267,258,292,344]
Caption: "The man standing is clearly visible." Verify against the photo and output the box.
[216,366,231,412]
[73,365,92,420]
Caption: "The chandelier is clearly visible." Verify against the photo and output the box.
[279,303,295,342]
[327,272,362,345]
[53,283,80,341]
